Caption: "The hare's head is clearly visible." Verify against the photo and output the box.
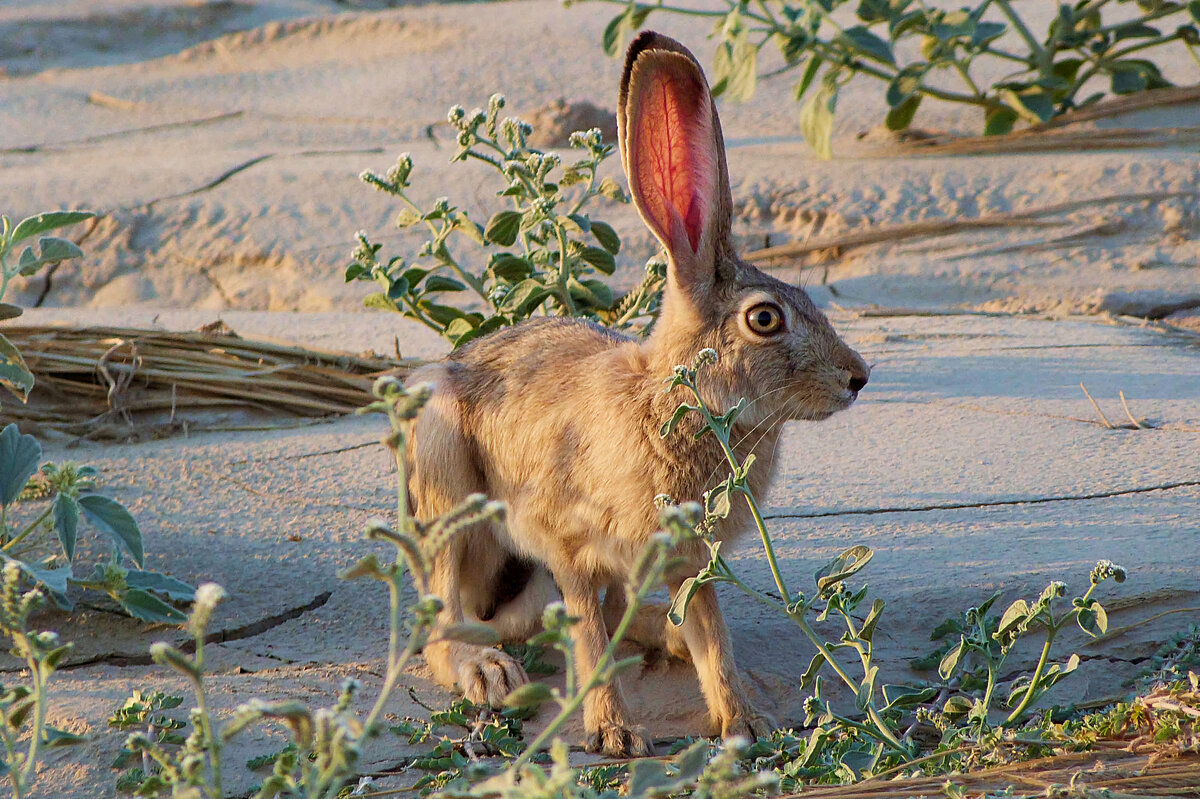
[619,32,869,423]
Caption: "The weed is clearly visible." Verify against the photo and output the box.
[0,210,94,402]
[0,422,195,621]
[347,96,665,350]
[0,561,84,799]
[574,0,1200,156]
[658,348,1131,782]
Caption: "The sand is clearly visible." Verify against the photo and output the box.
[1,1,1198,795]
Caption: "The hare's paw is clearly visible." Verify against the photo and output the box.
[457,645,529,707]
[426,641,528,707]
[586,722,654,758]
[719,705,775,741]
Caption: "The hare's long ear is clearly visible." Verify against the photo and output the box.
[619,32,735,292]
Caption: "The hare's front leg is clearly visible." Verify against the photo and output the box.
[424,532,529,707]
[671,580,774,738]
[560,576,653,757]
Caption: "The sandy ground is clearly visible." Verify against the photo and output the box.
[1,1,1199,796]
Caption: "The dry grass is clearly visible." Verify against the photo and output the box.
[1,323,418,439]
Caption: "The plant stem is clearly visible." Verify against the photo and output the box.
[1003,627,1054,724]
[994,0,1050,73]
[554,226,577,316]
[189,637,223,798]
[2,506,53,553]
[17,644,47,793]
[681,373,906,754]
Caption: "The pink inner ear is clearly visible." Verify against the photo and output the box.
[632,69,714,254]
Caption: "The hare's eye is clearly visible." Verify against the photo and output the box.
[745,303,784,336]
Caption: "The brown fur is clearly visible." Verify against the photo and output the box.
[406,31,869,756]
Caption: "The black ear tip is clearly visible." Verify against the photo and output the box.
[625,31,692,67]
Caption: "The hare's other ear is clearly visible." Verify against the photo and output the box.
[619,32,735,291]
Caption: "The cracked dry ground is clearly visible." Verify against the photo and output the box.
[8,313,1200,797]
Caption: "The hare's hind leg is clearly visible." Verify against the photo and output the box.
[601,584,690,662]
[409,377,529,706]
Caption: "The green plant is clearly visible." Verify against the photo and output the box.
[934,560,1127,732]
[577,0,1200,157]
[658,349,1132,782]
[661,350,912,776]
[0,560,84,799]
[109,690,188,793]
[0,211,94,402]
[389,697,529,795]
[0,423,194,622]
[347,95,665,350]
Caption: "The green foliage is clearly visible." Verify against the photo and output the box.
[0,561,83,799]
[574,0,1200,157]
[0,211,94,402]
[659,349,1132,782]
[0,423,194,622]
[347,95,665,350]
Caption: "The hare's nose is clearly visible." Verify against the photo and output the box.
[848,374,868,393]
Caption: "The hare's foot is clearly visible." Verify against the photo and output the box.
[717,704,775,740]
[583,683,654,757]
[586,721,654,758]
[426,641,528,707]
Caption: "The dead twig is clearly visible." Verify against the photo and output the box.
[1081,382,1117,429]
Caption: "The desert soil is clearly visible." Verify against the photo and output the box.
[1,0,1198,796]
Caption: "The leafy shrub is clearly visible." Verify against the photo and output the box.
[0,423,194,622]
[347,95,665,350]
[0,211,94,402]
[575,0,1200,156]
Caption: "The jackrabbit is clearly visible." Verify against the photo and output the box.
[406,30,870,757]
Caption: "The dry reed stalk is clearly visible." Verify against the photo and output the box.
[744,190,1200,267]
[782,751,1200,799]
[0,325,420,439]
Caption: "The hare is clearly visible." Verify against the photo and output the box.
[406,31,870,757]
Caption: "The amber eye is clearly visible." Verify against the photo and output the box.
[745,303,784,335]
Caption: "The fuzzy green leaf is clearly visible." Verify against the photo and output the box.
[839,26,895,65]
[589,221,621,254]
[9,211,93,246]
[983,105,1018,136]
[489,253,533,282]
[885,94,921,131]
[1076,603,1107,637]
[578,245,616,275]
[712,38,758,102]
[0,422,41,505]
[422,275,468,293]
[498,279,549,314]
[78,494,144,567]
[668,576,706,626]
[0,334,35,403]
[996,599,1031,637]
[53,493,79,562]
[117,588,187,623]
[125,569,196,601]
[484,210,523,246]
[938,639,966,680]
[800,650,826,690]
[799,76,839,160]
[815,544,873,591]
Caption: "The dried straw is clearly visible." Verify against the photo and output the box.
[0,325,419,439]
[783,749,1200,799]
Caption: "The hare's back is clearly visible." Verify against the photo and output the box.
[446,317,632,409]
